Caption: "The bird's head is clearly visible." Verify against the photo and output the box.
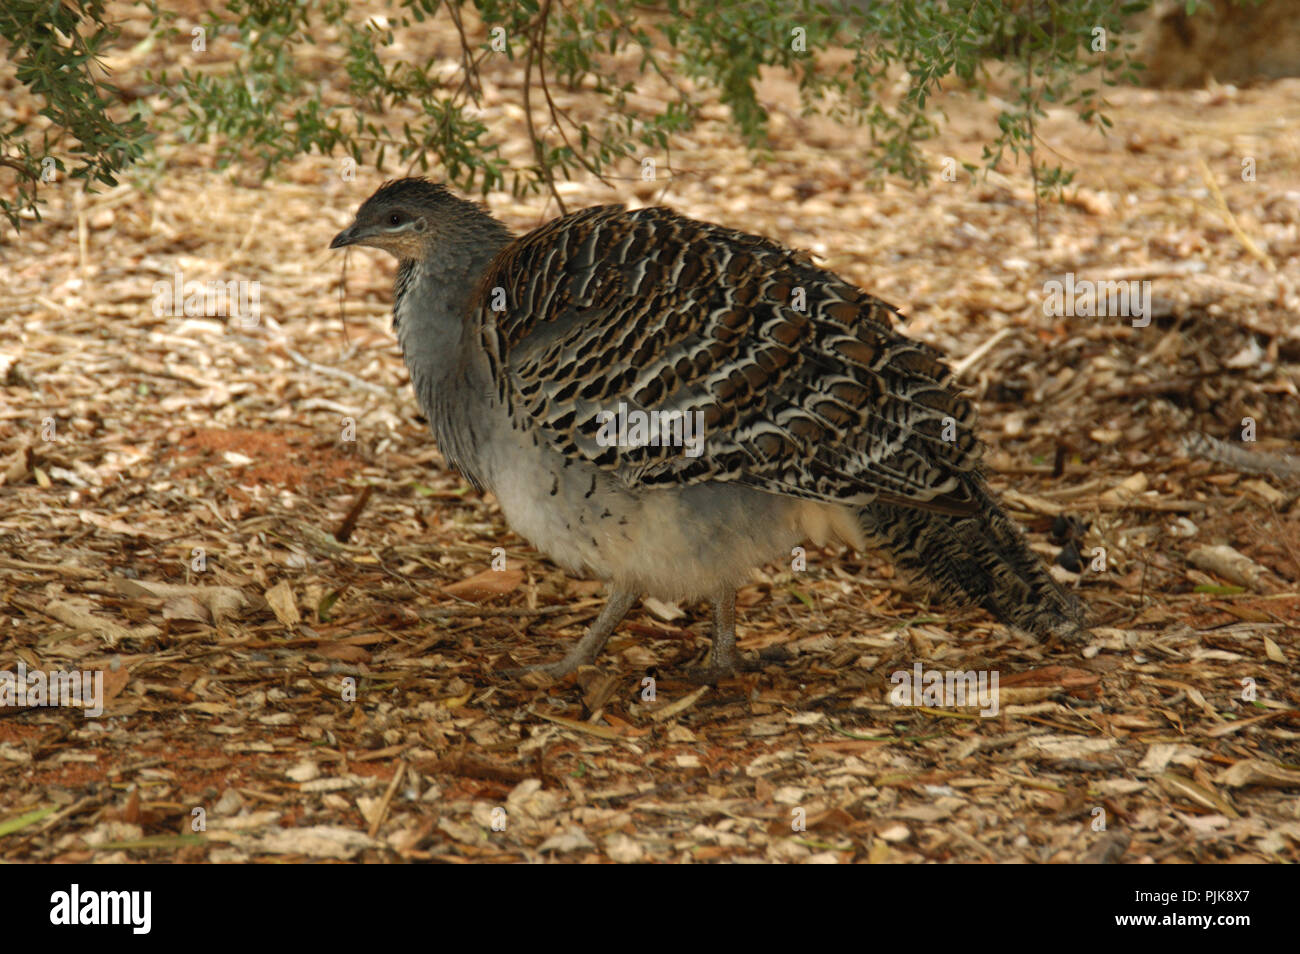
[330,177,474,262]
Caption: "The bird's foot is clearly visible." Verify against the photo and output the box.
[498,653,590,683]
[682,646,790,684]
[682,662,741,685]
[497,588,638,683]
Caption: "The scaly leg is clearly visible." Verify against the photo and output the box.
[687,588,789,682]
[506,587,638,679]
[683,587,743,683]
[709,587,741,673]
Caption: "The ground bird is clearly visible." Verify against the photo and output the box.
[331,178,1085,679]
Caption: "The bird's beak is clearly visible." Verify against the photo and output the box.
[330,224,362,249]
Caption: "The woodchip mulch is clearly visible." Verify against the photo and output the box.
[1,11,1297,862]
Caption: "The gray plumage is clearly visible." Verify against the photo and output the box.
[331,178,1085,678]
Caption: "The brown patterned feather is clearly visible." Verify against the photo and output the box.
[476,205,981,513]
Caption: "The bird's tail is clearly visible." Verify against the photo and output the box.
[858,479,1085,640]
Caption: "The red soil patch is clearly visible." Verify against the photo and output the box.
[165,427,360,493]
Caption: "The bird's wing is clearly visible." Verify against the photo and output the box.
[476,205,983,513]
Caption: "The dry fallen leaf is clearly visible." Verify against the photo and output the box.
[1216,759,1300,790]
[1263,635,1287,664]
[117,579,259,624]
[442,568,524,601]
[265,580,301,627]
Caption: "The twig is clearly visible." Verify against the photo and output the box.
[523,0,566,215]
[535,23,615,191]
[1106,369,1240,399]
[1197,158,1276,272]
[952,326,1015,379]
[1179,431,1300,484]
[444,1,480,98]
[0,557,100,579]
[1025,0,1041,248]
[0,157,36,178]
[367,760,405,839]
[334,485,373,543]
[416,605,570,619]
[283,346,390,398]
[335,247,351,345]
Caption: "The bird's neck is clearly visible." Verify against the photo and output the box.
[392,230,510,486]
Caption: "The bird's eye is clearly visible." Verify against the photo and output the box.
[388,213,403,226]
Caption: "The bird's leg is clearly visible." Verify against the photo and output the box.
[684,588,743,683]
[507,587,638,679]
[709,587,741,674]
[686,588,789,683]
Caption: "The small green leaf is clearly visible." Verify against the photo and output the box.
[788,587,815,609]
[0,806,56,837]
[318,588,344,622]
[95,835,206,851]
